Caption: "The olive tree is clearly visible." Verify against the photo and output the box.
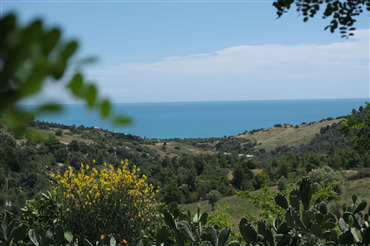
[206,190,222,211]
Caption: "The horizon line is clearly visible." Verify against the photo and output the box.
[20,97,370,106]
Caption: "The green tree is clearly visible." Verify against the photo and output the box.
[68,140,80,152]
[54,147,68,163]
[55,129,62,136]
[206,190,222,211]
[231,164,254,191]
[163,180,184,204]
[273,0,370,38]
[341,102,370,151]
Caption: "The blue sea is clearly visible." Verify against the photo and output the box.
[31,98,369,139]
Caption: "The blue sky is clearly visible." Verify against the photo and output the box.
[2,0,369,103]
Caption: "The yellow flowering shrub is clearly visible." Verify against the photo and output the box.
[51,160,158,243]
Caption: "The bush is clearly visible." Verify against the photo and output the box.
[277,176,288,191]
[51,160,159,243]
[348,168,370,180]
[38,125,50,130]
[55,129,63,136]
[307,166,345,195]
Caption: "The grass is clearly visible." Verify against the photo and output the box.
[146,141,215,158]
[183,177,370,225]
[235,119,342,151]
[26,127,94,145]
[182,194,259,222]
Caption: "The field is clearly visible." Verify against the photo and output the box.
[146,141,215,158]
[235,119,342,151]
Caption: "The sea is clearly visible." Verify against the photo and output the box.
[30,98,369,139]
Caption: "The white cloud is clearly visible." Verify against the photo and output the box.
[26,29,369,104]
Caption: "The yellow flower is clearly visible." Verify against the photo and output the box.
[50,173,55,178]
[93,160,96,164]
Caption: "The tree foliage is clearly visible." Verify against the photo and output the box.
[273,0,370,38]
[0,14,130,135]
[206,190,222,211]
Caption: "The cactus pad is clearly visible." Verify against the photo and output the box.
[275,193,289,209]
[299,178,312,210]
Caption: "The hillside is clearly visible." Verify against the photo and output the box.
[183,178,370,222]
[2,104,369,214]
[235,118,343,151]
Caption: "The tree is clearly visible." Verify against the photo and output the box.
[273,0,370,38]
[163,180,184,204]
[231,164,254,191]
[0,14,130,135]
[68,140,80,152]
[341,102,370,151]
[55,129,63,136]
[54,148,69,163]
[206,190,222,211]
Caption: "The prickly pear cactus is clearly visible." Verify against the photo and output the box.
[239,178,370,246]
[0,210,28,246]
[157,202,239,246]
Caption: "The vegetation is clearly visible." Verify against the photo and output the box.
[206,190,222,211]
[0,14,130,135]
[1,7,370,246]
[273,0,370,38]
[51,161,158,243]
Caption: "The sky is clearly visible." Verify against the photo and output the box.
[2,0,370,104]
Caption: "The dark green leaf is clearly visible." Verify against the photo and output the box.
[22,74,44,97]
[157,228,169,245]
[114,116,132,125]
[68,73,83,95]
[43,29,60,55]
[86,85,97,107]
[101,100,110,118]
[63,41,78,59]
[39,104,62,112]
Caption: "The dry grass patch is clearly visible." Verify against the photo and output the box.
[252,169,263,175]
[235,119,342,151]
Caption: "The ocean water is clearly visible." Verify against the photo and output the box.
[31,98,369,139]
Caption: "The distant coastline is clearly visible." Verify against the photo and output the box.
[26,98,368,139]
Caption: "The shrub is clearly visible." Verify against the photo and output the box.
[55,129,63,136]
[277,176,288,191]
[348,168,370,180]
[307,165,345,195]
[51,160,159,243]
